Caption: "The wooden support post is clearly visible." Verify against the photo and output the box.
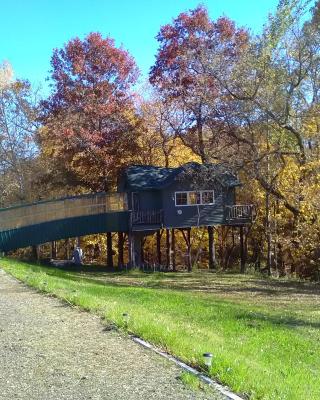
[208,226,217,269]
[171,228,176,272]
[51,241,57,259]
[106,232,113,269]
[31,245,39,262]
[181,228,192,272]
[141,237,145,265]
[132,233,142,268]
[65,238,70,260]
[156,230,162,266]
[128,232,133,268]
[118,232,124,268]
[187,228,192,272]
[240,226,245,273]
[166,229,172,270]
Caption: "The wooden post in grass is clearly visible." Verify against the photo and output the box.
[156,230,162,266]
[132,233,142,268]
[118,232,124,268]
[208,226,217,269]
[106,232,113,269]
[240,226,245,273]
[51,241,57,259]
[166,229,172,270]
[187,228,192,272]
[141,237,145,265]
[128,232,133,268]
[181,228,192,272]
[65,238,70,260]
[32,245,40,261]
[171,228,176,272]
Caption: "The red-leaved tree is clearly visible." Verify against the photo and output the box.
[40,32,140,191]
[150,6,247,163]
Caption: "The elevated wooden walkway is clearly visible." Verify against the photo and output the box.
[0,193,129,252]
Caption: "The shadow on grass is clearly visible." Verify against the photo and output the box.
[15,260,320,331]
[17,258,320,299]
[236,310,320,330]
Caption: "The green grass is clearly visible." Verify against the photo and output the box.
[1,258,320,400]
[179,371,206,392]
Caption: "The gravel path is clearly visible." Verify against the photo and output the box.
[0,269,224,400]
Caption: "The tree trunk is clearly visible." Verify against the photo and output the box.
[141,238,145,265]
[266,190,272,276]
[208,226,217,269]
[106,232,113,269]
[156,230,162,266]
[240,226,246,273]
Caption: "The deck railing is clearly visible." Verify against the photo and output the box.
[225,204,255,223]
[132,209,163,225]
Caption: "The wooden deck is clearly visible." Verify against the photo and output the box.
[225,204,255,225]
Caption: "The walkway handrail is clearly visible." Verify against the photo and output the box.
[0,192,128,232]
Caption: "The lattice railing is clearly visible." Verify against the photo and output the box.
[225,205,255,223]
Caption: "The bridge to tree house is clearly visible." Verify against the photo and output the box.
[0,193,129,252]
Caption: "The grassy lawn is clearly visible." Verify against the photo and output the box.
[1,258,320,400]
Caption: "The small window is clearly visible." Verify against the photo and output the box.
[188,191,201,205]
[175,192,188,206]
[202,191,214,204]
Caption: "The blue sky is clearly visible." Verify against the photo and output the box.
[1,0,280,94]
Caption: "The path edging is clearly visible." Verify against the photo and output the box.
[131,336,244,400]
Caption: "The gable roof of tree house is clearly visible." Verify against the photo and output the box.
[118,162,241,191]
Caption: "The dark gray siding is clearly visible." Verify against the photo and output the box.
[128,190,162,211]
[225,187,236,206]
[161,181,234,228]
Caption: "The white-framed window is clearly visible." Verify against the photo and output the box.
[201,191,214,205]
[175,192,188,206]
[188,191,201,205]
[175,190,214,206]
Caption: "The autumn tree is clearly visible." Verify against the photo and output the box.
[150,5,247,163]
[136,87,198,167]
[0,61,40,206]
[40,32,140,191]
[201,0,320,273]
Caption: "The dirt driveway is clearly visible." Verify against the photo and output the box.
[0,269,224,400]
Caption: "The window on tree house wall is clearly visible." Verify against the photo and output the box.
[175,192,188,206]
[201,191,214,204]
[188,192,201,205]
[175,191,214,206]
